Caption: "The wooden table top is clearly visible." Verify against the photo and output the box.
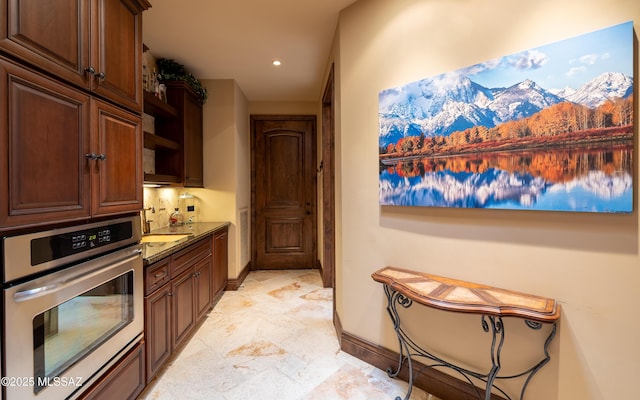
[372,266,560,323]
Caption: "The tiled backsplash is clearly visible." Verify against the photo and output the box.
[143,188,201,231]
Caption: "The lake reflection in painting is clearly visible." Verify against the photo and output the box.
[379,146,632,213]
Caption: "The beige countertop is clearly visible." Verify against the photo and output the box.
[141,221,230,265]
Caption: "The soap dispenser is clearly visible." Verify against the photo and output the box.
[169,208,184,226]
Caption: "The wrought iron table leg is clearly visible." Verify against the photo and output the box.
[381,284,557,400]
[517,321,557,399]
[482,316,505,400]
[384,284,414,400]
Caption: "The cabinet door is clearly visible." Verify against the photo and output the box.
[213,228,229,297]
[145,283,172,383]
[91,98,142,216]
[0,0,91,90]
[171,267,196,350]
[183,89,204,187]
[91,0,147,112]
[195,256,212,321]
[0,57,91,230]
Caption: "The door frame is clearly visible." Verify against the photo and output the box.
[250,114,318,270]
[321,65,336,289]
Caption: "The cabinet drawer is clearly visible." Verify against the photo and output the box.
[78,340,145,400]
[171,238,211,277]
[145,258,171,295]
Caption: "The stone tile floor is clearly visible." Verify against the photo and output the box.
[140,269,440,400]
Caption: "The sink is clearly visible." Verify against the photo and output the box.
[141,234,191,243]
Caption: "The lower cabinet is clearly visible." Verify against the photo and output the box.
[144,236,215,383]
[145,283,172,381]
[195,256,213,320]
[78,341,145,400]
[171,267,196,351]
[213,226,229,298]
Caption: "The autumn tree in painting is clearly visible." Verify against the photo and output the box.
[380,96,633,159]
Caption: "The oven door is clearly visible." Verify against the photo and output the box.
[3,245,143,400]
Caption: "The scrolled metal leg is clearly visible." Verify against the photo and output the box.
[383,284,414,400]
[482,316,505,400]
[518,321,557,399]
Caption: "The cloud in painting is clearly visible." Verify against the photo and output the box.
[566,66,587,77]
[509,49,549,70]
[579,53,598,65]
[462,57,501,76]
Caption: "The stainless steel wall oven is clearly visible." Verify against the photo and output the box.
[1,216,143,400]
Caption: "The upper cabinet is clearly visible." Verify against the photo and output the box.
[0,57,143,230]
[165,81,204,188]
[0,0,151,113]
[144,81,204,188]
[0,0,149,231]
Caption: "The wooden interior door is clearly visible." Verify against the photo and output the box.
[252,115,317,270]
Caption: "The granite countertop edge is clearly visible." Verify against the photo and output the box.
[142,221,230,266]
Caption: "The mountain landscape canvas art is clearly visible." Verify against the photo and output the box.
[379,21,634,213]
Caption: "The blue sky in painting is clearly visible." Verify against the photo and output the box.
[462,21,633,91]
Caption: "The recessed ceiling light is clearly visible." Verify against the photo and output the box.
[272,60,282,67]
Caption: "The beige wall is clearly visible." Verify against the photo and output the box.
[248,101,318,115]
[197,87,323,278]
[191,79,251,280]
[332,0,639,399]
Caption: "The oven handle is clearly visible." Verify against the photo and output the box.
[13,248,142,303]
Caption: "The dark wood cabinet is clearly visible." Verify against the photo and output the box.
[0,57,142,230]
[0,0,150,112]
[171,267,197,350]
[0,56,91,228]
[144,283,172,382]
[0,0,148,231]
[79,340,146,400]
[195,256,213,320]
[213,226,229,298]
[91,98,143,216]
[144,81,203,187]
[165,81,204,187]
[144,235,216,382]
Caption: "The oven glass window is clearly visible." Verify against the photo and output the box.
[32,271,134,393]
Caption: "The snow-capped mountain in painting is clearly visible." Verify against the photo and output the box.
[379,72,633,148]
[559,72,633,108]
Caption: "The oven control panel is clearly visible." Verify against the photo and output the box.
[71,228,113,250]
[31,222,132,266]
[2,216,141,284]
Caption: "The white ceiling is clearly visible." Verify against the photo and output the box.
[142,0,357,102]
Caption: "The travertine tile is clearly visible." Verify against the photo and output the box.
[140,269,439,400]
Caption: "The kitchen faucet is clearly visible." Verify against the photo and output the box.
[142,207,155,234]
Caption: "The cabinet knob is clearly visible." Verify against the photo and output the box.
[84,66,106,81]
[85,153,106,161]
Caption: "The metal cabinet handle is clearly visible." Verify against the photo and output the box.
[85,153,106,161]
[154,271,167,279]
[84,66,106,81]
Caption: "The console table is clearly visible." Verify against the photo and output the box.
[371,266,560,400]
